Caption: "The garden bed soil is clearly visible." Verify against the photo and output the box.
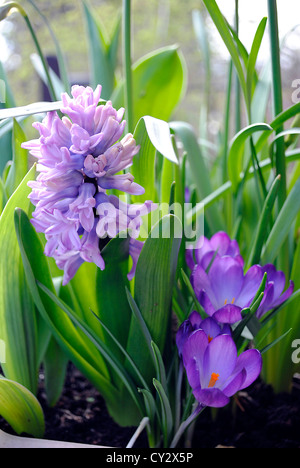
[1,363,300,448]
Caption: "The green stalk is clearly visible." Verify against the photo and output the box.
[122,0,134,133]
[267,0,286,209]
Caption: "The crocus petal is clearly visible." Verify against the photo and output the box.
[182,329,209,389]
[232,349,262,390]
[209,256,244,307]
[222,368,247,397]
[212,304,243,324]
[193,388,230,408]
[202,334,237,388]
[236,264,264,308]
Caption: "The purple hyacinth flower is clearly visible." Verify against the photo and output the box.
[181,329,262,408]
[186,231,244,271]
[256,264,294,319]
[191,256,264,324]
[22,85,156,284]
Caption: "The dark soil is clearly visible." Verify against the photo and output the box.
[1,363,300,448]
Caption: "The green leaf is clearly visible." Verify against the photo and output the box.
[43,337,68,407]
[0,101,63,120]
[0,166,41,393]
[0,376,45,438]
[153,378,173,447]
[112,45,186,127]
[246,175,281,267]
[170,121,224,233]
[5,119,28,197]
[246,18,268,110]
[202,0,247,102]
[227,123,272,192]
[82,0,116,98]
[126,214,182,384]
[37,281,144,419]
[14,208,117,405]
[261,176,300,264]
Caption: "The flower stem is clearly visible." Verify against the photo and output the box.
[169,405,205,448]
[123,0,134,133]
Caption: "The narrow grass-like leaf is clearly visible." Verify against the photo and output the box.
[37,281,144,417]
[202,0,247,102]
[170,121,224,232]
[261,177,300,264]
[246,175,281,267]
[227,123,272,192]
[246,18,268,111]
[153,378,173,447]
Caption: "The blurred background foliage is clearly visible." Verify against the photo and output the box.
[1,0,299,141]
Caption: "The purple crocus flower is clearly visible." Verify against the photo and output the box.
[191,256,264,324]
[22,85,156,285]
[256,264,294,319]
[186,231,244,271]
[176,311,231,357]
[181,329,262,408]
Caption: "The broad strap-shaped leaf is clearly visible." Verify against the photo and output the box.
[111,45,187,128]
[0,166,42,393]
[126,214,182,384]
[132,115,178,205]
[0,375,45,438]
[14,208,119,406]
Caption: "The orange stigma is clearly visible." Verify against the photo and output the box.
[208,335,213,343]
[208,372,220,388]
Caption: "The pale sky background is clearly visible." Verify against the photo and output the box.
[210,0,300,62]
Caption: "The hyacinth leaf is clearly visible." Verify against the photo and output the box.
[227,123,273,192]
[0,165,42,394]
[43,336,69,408]
[0,101,63,121]
[170,121,223,233]
[4,120,28,198]
[95,235,132,373]
[0,376,45,438]
[125,214,182,385]
[36,281,144,420]
[112,45,186,128]
[14,208,120,406]
[82,0,118,99]
[132,115,178,205]
[261,176,300,264]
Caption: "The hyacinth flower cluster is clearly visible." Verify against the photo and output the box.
[176,231,294,409]
[22,85,156,285]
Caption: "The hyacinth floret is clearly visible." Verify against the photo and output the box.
[22,85,156,285]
